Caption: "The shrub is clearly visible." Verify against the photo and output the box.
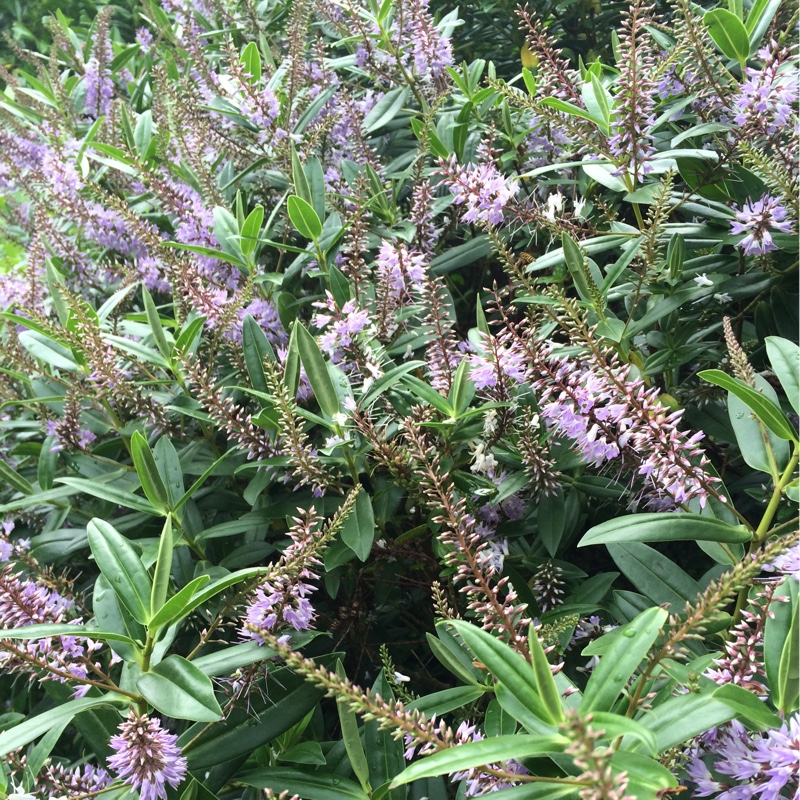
[0,0,797,798]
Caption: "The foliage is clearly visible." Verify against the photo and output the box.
[0,0,797,798]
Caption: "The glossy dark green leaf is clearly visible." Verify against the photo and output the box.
[295,322,339,418]
[579,513,751,547]
[365,671,406,800]
[447,620,558,726]
[0,695,122,757]
[148,575,210,632]
[242,769,370,800]
[241,205,264,257]
[0,624,137,646]
[341,488,375,561]
[390,735,567,787]
[137,655,223,722]
[132,432,170,514]
[765,578,798,713]
[336,662,371,793]
[538,489,565,557]
[699,369,797,441]
[57,477,160,516]
[580,606,667,713]
[607,543,702,609]
[183,671,324,768]
[87,518,151,624]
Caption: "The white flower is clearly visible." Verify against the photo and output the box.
[713,292,733,303]
[393,671,411,683]
[332,412,348,426]
[544,190,565,221]
[470,442,497,475]
[693,273,714,287]
[573,197,587,219]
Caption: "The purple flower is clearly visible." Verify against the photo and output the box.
[136,28,154,53]
[734,43,799,134]
[313,294,371,358]
[443,157,519,227]
[685,717,799,800]
[766,543,800,581]
[730,194,793,256]
[468,332,528,391]
[242,577,316,642]
[108,713,187,800]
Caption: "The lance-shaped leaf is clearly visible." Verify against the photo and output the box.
[699,369,797,441]
[580,606,667,714]
[0,695,124,757]
[579,513,751,547]
[447,620,559,726]
[765,336,800,415]
[294,322,339,418]
[137,655,223,722]
[0,623,138,646]
[389,734,568,787]
[131,432,170,511]
[87,519,151,625]
[150,515,174,618]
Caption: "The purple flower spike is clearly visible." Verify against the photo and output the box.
[108,713,187,800]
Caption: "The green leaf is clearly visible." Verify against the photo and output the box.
[137,655,223,722]
[703,8,751,66]
[579,513,751,547]
[148,575,211,632]
[242,314,276,395]
[364,671,405,800]
[745,0,782,41]
[56,477,160,516]
[539,97,604,127]
[589,712,657,755]
[580,606,667,713]
[192,640,276,677]
[406,686,486,716]
[713,684,782,730]
[390,735,567,788]
[87,519,151,624]
[341,488,375,562]
[295,322,339,418]
[287,195,322,240]
[174,450,236,513]
[528,627,564,723]
[765,578,799,713]
[538,489,565,557]
[0,624,137,646]
[241,41,262,82]
[242,769,370,800]
[447,620,558,726]
[162,240,247,268]
[607,543,701,609]
[336,663,372,793]
[638,690,736,752]
[727,374,790,476]
[142,286,172,360]
[0,695,122,757]
[561,234,592,300]
[0,459,34,495]
[241,205,264,257]
[765,337,800,415]
[699,369,797,440]
[184,669,324,769]
[363,86,409,133]
[131,431,170,511]
[150,516,174,618]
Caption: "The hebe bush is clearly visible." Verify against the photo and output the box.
[0,0,797,798]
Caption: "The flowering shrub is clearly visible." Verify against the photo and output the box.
[0,0,797,798]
